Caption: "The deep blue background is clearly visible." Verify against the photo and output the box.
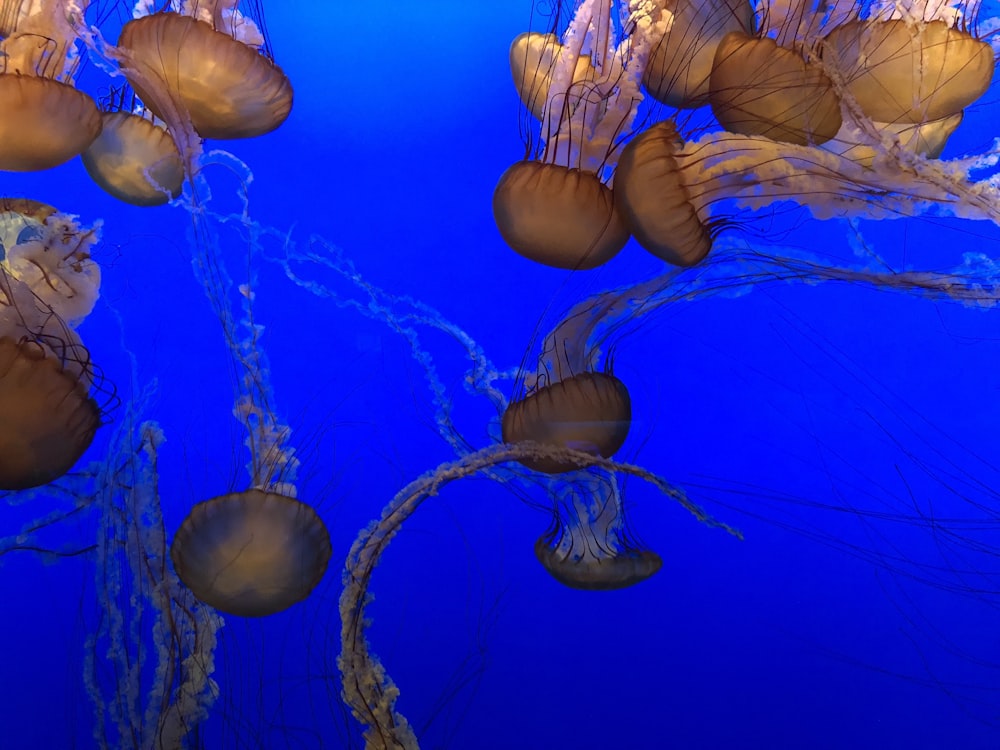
[2,1,1000,748]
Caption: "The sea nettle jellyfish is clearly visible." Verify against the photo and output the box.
[81,87,184,206]
[637,0,753,108]
[493,0,655,270]
[0,0,102,170]
[117,0,293,140]
[707,0,845,145]
[0,198,104,489]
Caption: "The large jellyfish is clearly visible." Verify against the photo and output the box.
[0,199,104,489]
[117,0,292,140]
[493,0,654,269]
[0,0,101,170]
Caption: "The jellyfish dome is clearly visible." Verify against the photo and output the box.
[0,199,103,489]
[170,489,331,618]
[117,2,293,140]
[0,0,101,170]
[502,371,631,473]
[81,108,184,206]
[494,0,655,270]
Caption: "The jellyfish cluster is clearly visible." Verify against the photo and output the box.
[2,0,1000,747]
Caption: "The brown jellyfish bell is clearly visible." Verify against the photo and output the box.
[494,0,656,270]
[0,198,103,489]
[707,0,848,149]
[823,8,994,125]
[0,0,101,170]
[613,119,716,266]
[170,488,331,618]
[638,0,753,108]
[502,370,632,474]
[534,473,663,590]
[81,89,184,206]
[117,2,293,140]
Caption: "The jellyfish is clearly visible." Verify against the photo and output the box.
[822,0,994,125]
[81,87,184,206]
[0,199,104,489]
[116,0,293,140]
[706,0,845,145]
[493,0,655,269]
[501,371,631,473]
[0,0,102,170]
[637,0,753,108]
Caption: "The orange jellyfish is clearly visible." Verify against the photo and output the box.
[494,0,655,270]
[823,0,994,126]
[0,0,102,170]
[638,0,753,108]
[117,1,293,140]
[170,488,331,617]
[0,199,104,489]
[535,470,662,590]
[707,0,845,146]
[502,371,631,473]
[81,88,184,206]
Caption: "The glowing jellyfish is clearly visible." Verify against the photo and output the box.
[0,0,102,170]
[117,0,293,140]
[0,199,103,489]
[81,89,184,206]
[494,0,655,270]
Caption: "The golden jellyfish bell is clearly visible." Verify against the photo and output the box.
[0,336,100,490]
[709,31,842,146]
[0,76,102,171]
[613,120,713,267]
[501,371,631,474]
[492,161,629,270]
[81,111,185,207]
[824,19,994,124]
[642,0,754,108]
[118,13,293,140]
[170,489,331,618]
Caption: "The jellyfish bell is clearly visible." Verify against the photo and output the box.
[81,105,184,207]
[823,16,994,125]
[0,0,102,170]
[708,30,842,145]
[534,478,664,590]
[613,119,715,266]
[117,3,293,140]
[493,160,630,270]
[170,488,331,618]
[494,0,656,270]
[502,370,631,474]
[639,0,754,108]
[0,199,105,489]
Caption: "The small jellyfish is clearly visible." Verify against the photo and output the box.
[494,0,654,270]
[534,471,663,590]
[170,489,331,618]
[502,371,631,473]
[0,199,104,489]
[0,0,102,170]
[81,88,184,206]
[117,0,293,140]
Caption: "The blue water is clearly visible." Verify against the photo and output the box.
[3,2,1000,748]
